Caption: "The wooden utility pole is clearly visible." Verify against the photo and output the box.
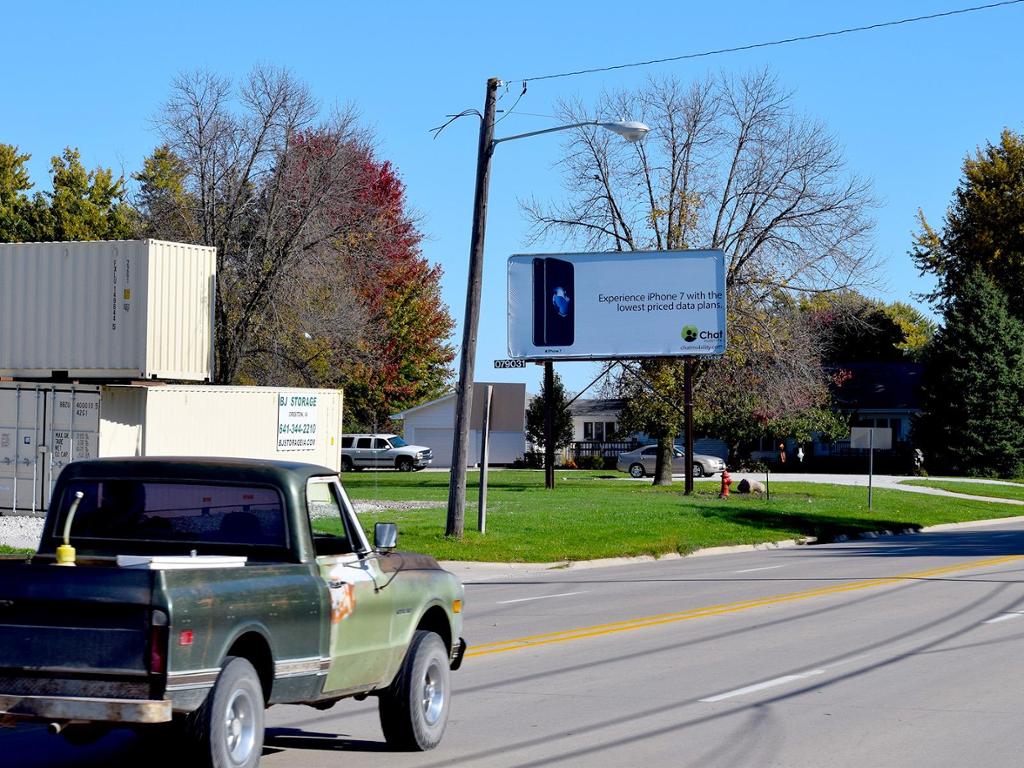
[446,78,499,538]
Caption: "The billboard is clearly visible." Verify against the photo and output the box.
[508,250,727,360]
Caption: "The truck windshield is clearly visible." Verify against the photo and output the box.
[389,436,408,447]
[52,480,287,548]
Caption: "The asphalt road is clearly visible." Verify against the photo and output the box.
[6,518,1024,767]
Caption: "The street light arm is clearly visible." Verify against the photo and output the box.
[493,120,650,146]
[492,121,604,146]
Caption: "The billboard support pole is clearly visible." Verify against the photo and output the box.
[868,428,874,511]
[684,358,694,496]
[544,361,555,489]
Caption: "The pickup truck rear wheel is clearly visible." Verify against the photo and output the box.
[378,630,450,750]
[190,656,265,768]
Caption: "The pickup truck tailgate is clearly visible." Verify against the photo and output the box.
[0,561,159,699]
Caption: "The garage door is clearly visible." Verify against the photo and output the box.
[411,427,477,468]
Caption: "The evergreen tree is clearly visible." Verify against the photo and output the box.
[912,128,1024,317]
[914,269,1024,476]
[41,148,136,241]
[525,371,575,453]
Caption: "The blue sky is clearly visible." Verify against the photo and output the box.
[5,1,1023,395]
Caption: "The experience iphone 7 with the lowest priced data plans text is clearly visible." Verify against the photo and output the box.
[532,257,574,347]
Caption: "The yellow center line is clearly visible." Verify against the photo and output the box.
[466,555,1024,658]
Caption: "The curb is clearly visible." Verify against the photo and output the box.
[442,514,1024,582]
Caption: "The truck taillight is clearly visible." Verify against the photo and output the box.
[150,611,169,674]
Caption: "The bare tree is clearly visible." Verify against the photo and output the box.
[526,71,876,483]
[153,66,374,383]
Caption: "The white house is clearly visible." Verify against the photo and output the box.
[391,382,527,468]
[566,398,728,461]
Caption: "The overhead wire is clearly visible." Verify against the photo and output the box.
[511,0,1024,84]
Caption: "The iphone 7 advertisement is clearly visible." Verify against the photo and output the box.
[508,250,727,360]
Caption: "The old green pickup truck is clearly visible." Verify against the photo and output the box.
[0,457,466,767]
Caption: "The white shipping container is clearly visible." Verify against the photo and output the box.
[0,239,216,381]
[0,383,342,515]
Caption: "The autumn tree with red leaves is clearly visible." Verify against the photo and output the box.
[136,66,453,423]
[336,158,454,430]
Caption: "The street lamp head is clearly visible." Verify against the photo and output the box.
[600,121,651,143]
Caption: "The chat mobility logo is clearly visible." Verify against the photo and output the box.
[681,324,699,343]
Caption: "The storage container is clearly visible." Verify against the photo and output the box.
[0,240,216,381]
[0,383,342,515]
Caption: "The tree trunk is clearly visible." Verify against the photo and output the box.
[653,436,674,486]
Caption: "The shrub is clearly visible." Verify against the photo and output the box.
[577,454,606,470]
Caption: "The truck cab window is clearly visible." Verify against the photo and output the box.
[308,479,353,556]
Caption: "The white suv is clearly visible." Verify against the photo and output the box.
[341,433,433,472]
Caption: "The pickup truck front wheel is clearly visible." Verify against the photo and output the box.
[190,656,265,768]
[378,630,450,750]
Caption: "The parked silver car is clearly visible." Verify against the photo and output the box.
[617,445,726,478]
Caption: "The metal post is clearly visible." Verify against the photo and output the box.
[765,466,770,502]
[446,77,500,538]
[868,428,874,510]
[544,361,555,490]
[684,358,694,496]
[31,389,39,514]
[477,385,493,533]
[12,386,20,515]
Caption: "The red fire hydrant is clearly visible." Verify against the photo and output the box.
[720,469,732,499]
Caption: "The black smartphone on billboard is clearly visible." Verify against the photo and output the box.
[532,257,575,347]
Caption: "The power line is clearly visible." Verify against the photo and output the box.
[515,0,1024,84]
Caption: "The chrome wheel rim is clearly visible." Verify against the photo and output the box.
[224,687,257,763]
[630,464,643,478]
[421,658,446,726]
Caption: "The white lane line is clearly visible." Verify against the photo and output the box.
[699,670,826,703]
[497,591,589,605]
[882,546,921,553]
[982,612,1024,625]
[734,565,786,574]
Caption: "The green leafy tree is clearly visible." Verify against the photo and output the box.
[802,291,935,363]
[526,371,575,455]
[912,128,1024,317]
[0,145,136,242]
[914,269,1024,476]
[0,144,33,242]
[885,302,936,359]
[39,148,136,240]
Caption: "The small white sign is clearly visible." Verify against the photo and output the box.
[850,427,892,450]
[277,393,319,451]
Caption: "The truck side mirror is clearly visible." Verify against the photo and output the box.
[374,522,398,551]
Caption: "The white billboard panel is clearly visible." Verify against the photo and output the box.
[508,250,727,360]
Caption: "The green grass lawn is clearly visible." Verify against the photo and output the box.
[319,470,1021,563]
[900,478,1024,502]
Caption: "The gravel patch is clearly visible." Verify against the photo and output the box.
[301,500,446,521]
[351,500,445,515]
[0,515,44,550]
